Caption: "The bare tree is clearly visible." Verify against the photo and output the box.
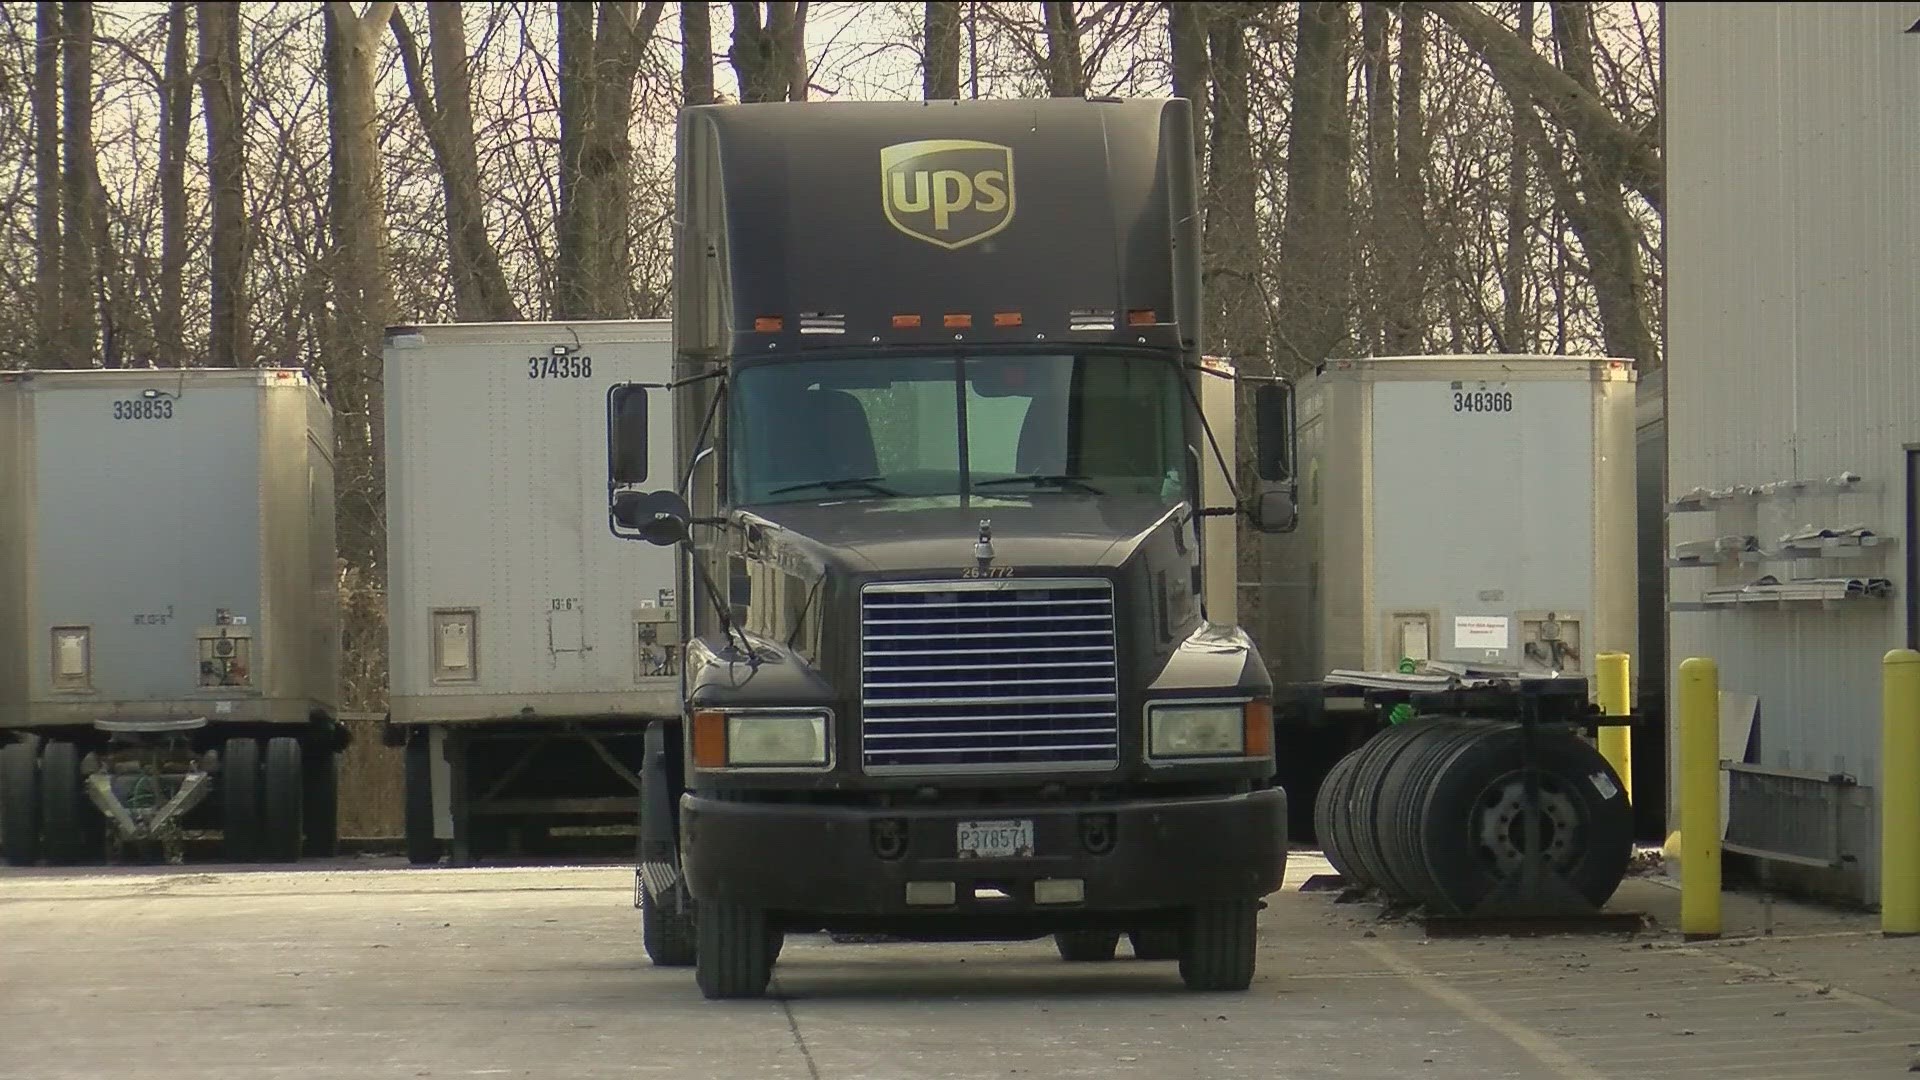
[1546,1,1655,366]
[60,0,96,365]
[1168,1,1208,171]
[391,3,521,322]
[1418,0,1663,214]
[325,0,398,573]
[555,1,663,318]
[200,1,248,367]
[683,1,713,106]
[924,1,961,100]
[33,2,61,362]
[1039,1,1084,96]
[1273,1,1355,370]
[155,1,189,363]
[730,2,807,102]
[1386,3,1429,353]
[1501,1,1532,351]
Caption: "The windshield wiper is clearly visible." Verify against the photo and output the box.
[765,475,901,498]
[973,473,1107,495]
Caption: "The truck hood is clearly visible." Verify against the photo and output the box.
[735,497,1190,577]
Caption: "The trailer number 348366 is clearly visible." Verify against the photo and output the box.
[1452,388,1513,413]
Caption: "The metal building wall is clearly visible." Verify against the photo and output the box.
[1667,3,1920,901]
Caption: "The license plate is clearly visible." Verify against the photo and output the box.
[956,819,1034,859]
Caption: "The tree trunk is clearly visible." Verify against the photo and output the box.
[1500,1,1532,352]
[34,2,60,362]
[1361,2,1394,354]
[157,1,189,363]
[1274,1,1354,371]
[393,3,522,322]
[1167,1,1208,174]
[730,2,792,103]
[780,2,808,100]
[923,1,960,100]
[556,1,660,318]
[1387,4,1428,353]
[1548,1,1656,367]
[1039,1,1083,96]
[1204,10,1259,365]
[325,0,397,575]
[200,0,248,368]
[60,0,96,367]
[682,1,713,105]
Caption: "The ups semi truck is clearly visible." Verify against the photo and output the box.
[605,97,1301,998]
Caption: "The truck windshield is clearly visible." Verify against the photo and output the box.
[729,354,1190,507]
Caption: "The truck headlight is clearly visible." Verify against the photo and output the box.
[693,710,831,769]
[1148,701,1260,760]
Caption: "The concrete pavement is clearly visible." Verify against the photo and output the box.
[1,856,1915,1079]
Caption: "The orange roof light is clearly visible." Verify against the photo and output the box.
[944,313,973,329]
[993,311,1023,328]
[1126,309,1157,326]
[892,314,923,329]
[753,316,784,332]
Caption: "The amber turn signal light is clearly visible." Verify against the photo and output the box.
[1243,700,1273,758]
[692,710,728,768]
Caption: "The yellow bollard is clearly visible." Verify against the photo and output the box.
[1883,649,1920,937]
[1678,656,1722,941]
[1597,652,1633,804]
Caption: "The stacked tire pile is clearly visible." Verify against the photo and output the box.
[1314,718,1634,916]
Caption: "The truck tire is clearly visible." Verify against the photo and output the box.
[1127,929,1181,961]
[1178,898,1259,992]
[0,740,41,866]
[642,886,697,967]
[403,739,438,865]
[261,737,305,863]
[1054,930,1121,962]
[695,899,775,999]
[222,737,262,862]
[38,740,97,866]
[302,745,339,859]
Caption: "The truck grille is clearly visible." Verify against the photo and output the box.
[859,579,1120,773]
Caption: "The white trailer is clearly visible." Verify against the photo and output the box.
[0,367,341,866]
[382,320,680,864]
[1265,354,1639,824]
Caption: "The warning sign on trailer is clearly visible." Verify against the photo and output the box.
[1453,615,1510,650]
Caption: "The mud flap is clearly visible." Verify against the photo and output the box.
[638,721,683,905]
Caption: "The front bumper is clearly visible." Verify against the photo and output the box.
[680,787,1287,918]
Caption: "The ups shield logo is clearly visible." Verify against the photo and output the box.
[880,140,1015,250]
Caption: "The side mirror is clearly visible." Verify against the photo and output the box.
[1249,378,1300,534]
[613,489,692,547]
[608,384,649,487]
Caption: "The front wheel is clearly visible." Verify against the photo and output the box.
[695,899,775,999]
[1054,930,1121,962]
[1178,898,1259,992]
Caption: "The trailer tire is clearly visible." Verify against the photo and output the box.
[403,739,438,865]
[642,886,697,967]
[261,737,305,863]
[0,740,41,866]
[302,745,339,859]
[222,737,262,861]
[38,740,95,866]
[694,899,775,1000]
[1054,930,1121,962]
[1127,929,1181,961]
[1178,898,1259,992]
[1313,746,1365,880]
